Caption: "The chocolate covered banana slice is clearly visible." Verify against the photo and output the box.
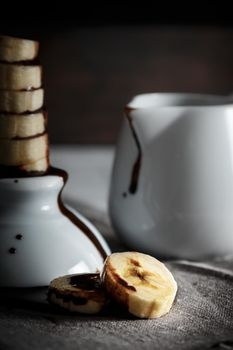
[0,133,48,168]
[0,89,44,113]
[0,35,39,62]
[48,273,107,314]
[103,252,177,319]
[0,62,41,90]
[20,156,49,172]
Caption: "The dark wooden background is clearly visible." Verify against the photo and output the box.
[1,17,233,144]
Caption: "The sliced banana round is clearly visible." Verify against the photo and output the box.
[48,273,107,314]
[103,252,177,319]
[0,35,39,62]
[0,62,42,90]
[0,111,46,139]
[0,89,44,113]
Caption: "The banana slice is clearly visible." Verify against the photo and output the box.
[103,252,177,318]
[0,111,46,139]
[0,35,39,62]
[0,133,49,167]
[48,273,107,314]
[20,156,49,172]
[0,89,44,113]
[0,62,41,90]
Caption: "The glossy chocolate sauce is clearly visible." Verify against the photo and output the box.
[0,59,40,66]
[124,106,142,194]
[53,167,108,261]
[0,107,45,116]
[48,288,88,305]
[69,273,101,290]
[48,273,105,306]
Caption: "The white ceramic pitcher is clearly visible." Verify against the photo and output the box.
[109,93,233,259]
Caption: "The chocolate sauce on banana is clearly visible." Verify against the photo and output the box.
[12,131,46,141]
[0,59,40,66]
[112,271,136,291]
[0,87,42,92]
[48,288,88,305]
[69,273,101,290]
[48,273,105,306]
[0,107,45,115]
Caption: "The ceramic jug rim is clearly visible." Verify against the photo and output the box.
[127,93,233,110]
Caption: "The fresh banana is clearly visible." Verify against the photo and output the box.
[0,89,44,113]
[0,35,39,62]
[0,62,42,90]
[0,133,48,167]
[48,273,107,314]
[103,252,177,318]
[0,112,46,139]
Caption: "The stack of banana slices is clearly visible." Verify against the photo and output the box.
[48,252,178,319]
[0,35,49,175]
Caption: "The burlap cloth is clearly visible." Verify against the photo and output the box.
[0,204,233,350]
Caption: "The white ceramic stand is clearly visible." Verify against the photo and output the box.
[0,169,110,287]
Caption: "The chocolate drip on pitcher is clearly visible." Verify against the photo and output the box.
[125,107,142,194]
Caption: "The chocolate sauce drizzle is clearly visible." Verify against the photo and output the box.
[0,59,40,66]
[48,288,88,305]
[0,107,45,116]
[124,107,142,194]
[54,167,108,261]
[69,273,101,290]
